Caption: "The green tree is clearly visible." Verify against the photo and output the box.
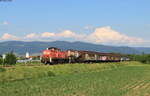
[128,54,150,64]
[0,58,3,65]
[4,52,17,65]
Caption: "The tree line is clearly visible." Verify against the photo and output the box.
[128,54,150,64]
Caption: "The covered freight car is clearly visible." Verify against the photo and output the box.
[67,50,122,63]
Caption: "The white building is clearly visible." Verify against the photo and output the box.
[26,52,30,58]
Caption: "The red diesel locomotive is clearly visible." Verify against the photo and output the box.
[41,47,69,64]
[41,47,129,64]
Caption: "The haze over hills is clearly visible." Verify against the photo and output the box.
[0,41,149,55]
[134,47,150,54]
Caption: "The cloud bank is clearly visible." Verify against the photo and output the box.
[0,26,148,46]
[0,33,18,40]
[87,26,145,45]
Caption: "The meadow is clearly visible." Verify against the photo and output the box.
[0,61,150,96]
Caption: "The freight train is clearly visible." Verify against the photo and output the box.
[41,47,130,64]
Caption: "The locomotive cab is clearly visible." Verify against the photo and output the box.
[41,47,68,64]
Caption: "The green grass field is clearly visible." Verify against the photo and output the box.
[0,62,150,96]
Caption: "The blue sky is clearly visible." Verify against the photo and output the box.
[0,0,150,46]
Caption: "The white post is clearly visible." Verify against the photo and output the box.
[2,54,6,67]
[50,58,52,63]
[69,57,71,63]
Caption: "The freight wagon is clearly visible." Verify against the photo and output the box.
[41,47,129,64]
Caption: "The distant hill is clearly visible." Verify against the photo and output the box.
[134,47,150,54]
[0,41,148,55]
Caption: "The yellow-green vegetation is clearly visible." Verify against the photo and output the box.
[129,54,150,64]
[0,61,150,96]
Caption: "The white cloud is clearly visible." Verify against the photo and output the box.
[57,30,78,38]
[41,32,55,38]
[41,30,84,39]
[25,33,39,39]
[3,21,9,25]
[1,33,18,40]
[1,26,148,46]
[87,26,146,45]
[23,30,85,41]
[58,30,86,39]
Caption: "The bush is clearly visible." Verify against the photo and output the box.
[47,71,55,77]
[4,52,17,65]
[0,67,6,72]
[129,54,150,64]
[0,58,3,65]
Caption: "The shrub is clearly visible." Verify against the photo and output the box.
[0,67,6,72]
[47,71,55,77]
[4,52,17,65]
[138,54,150,64]
[129,54,150,64]
[0,58,3,65]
